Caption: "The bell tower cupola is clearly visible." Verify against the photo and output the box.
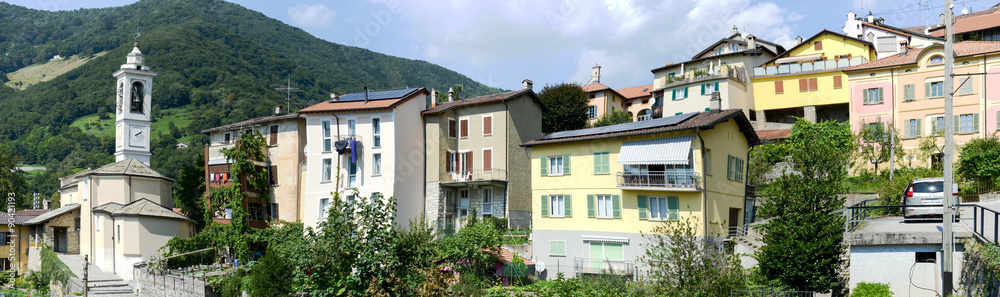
[112,38,157,165]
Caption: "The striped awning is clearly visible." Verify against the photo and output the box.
[582,235,630,244]
[617,135,694,165]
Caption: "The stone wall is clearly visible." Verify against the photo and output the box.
[132,266,211,297]
[44,209,80,255]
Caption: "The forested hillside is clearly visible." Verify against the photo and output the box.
[0,0,502,201]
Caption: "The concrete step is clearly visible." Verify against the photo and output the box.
[89,281,131,289]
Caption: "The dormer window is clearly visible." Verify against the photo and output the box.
[730,43,739,52]
[930,56,944,65]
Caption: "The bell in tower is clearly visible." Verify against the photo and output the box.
[112,37,157,165]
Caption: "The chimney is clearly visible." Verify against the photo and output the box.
[591,64,602,84]
[447,87,455,102]
[746,34,756,50]
[796,36,803,44]
[867,11,874,23]
[430,88,438,107]
[899,41,908,56]
[940,13,945,26]
[709,92,722,113]
[43,199,50,210]
[732,25,739,35]
[363,86,369,104]
[330,93,338,102]
[274,105,283,115]
[522,79,533,90]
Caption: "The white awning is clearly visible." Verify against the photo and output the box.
[582,235,630,244]
[774,53,823,65]
[617,135,694,165]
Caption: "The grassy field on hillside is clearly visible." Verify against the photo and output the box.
[70,108,194,143]
[4,52,108,90]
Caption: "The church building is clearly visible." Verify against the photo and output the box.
[49,40,196,279]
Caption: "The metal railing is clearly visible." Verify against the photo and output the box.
[973,205,1000,245]
[752,57,869,77]
[574,258,635,276]
[658,65,747,89]
[844,197,975,232]
[731,289,815,297]
[442,168,508,182]
[616,171,701,189]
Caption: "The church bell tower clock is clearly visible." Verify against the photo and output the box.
[112,39,157,165]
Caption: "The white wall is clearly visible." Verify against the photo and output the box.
[849,244,963,297]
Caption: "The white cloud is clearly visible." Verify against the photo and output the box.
[288,3,336,27]
[369,0,802,90]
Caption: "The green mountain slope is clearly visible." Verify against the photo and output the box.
[0,0,503,197]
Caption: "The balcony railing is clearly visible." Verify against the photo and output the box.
[752,57,869,77]
[616,171,701,190]
[574,258,635,276]
[658,65,747,90]
[442,168,508,183]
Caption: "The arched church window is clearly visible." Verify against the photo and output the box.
[131,81,144,113]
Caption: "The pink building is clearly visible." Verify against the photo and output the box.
[845,41,1000,166]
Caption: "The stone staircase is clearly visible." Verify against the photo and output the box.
[56,254,136,296]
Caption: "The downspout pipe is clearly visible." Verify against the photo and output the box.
[696,127,708,237]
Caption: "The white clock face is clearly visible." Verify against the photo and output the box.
[130,127,145,147]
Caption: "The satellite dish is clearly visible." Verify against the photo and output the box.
[535,260,546,273]
[458,91,468,100]
[962,8,969,14]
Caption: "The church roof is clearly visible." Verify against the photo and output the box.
[94,199,195,223]
[61,159,173,189]
[25,204,81,225]
[0,209,49,225]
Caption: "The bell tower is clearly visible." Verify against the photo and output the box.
[112,39,157,165]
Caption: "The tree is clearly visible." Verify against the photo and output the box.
[538,83,589,133]
[589,110,633,128]
[757,119,853,293]
[856,118,903,177]
[957,134,1000,190]
[917,127,945,170]
[0,141,27,210]
[642,216,746,296]
[174,152,206,230]
[748,140,789,186]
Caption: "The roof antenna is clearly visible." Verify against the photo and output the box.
[275,75,301,111]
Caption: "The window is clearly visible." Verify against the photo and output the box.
[588,106,597,119]
[903,84,916,101]
[727,155,745,182]
[458,118,469,138]
[637,109,651,121]
[348,161,358,187]
[549,241,566,256]
[930,56,943,65]
[224,132,231,144]
[596,195,613,218]
[934,116,945,135]
[322,121,332,152]
[117,225,121,243]
[729,43,739,52]
[371,192,383,203]
[458,190,470,218]
[774,81,784,94]
[483,115,493,136]
[833,76,843,89]
[701,82,718,95]
[927,81,944,98]
[347,119,356,137]
[482,188,493,214]
[549,156,564,175]
[372,154,382,176]
[813,41,822,50]
[321,158,332,182]
[372,118,381,147]
[714,47,724,55]
[863,87,884,105]
[705,149,712,175]
[95,216,100,232]
[876,36,897,52]
[448,118,456,138]
[672,87,689,100]
[318,198,330,218]
[593,152,610,174]
[904,119,922,138]
[958,113,980,133]
[798,78,818,92]
[269,125,278,145]
[590,242,624,263]
[269,165,278,185]
[647,196,679,221]
[549,195,565,217]
[483,148,492,172]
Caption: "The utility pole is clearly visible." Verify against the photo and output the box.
[942,0,955,295]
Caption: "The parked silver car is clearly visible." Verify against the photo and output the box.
[901,177,959,219]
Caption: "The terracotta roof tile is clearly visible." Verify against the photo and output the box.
[299,88,428,114]
[845,41,1000,71]
[422,88,546,115]
[201,113,302,134]
[756,129,791,140]
[581,83,612,92]
[481,247,535,265]
[929,9,1000,37]
[616,84,654,99]
[523,109,759,146]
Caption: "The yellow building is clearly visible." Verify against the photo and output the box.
[523,109,759,279]
[751,30,877,124]
[0,210,47,274]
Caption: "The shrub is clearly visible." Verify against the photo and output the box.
[851,282,892,297]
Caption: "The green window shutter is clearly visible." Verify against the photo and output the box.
[974,113,981,132]
[593,153,599,173]
[878,87,884,103]
[701,84,706,95]
[684,87,689,98]
[549,241,565,256]
[715,82,720,92]
[954,115,961,133]
[916,119,922,137]
[672,89,677,101]
[667,196,680,221]
[705,107,711,111]
[563,154,571,175]
[540,156,548,176]
[862,89,868,104]
[587,194,596,218]
[564,194,572,217]
[637,195,648,220]
[925,82,931,98]
[612,195,621,219]
[540,195,549,217]
[903,121,910,138]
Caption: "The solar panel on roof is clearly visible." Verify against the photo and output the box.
[541,112,697,140]
[331,88,419,102]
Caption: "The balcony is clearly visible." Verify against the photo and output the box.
[752,57,868,77]
[441,168,508,184]
[574,258,635,276]
[657,65,747,90]
[616,171,701,191]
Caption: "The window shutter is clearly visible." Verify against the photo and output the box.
[810,78,818,91]
[727,155,733,180]
[954,115,961,133]
[460,119,469,137]
[668,196,680,221]
[975,113,981,132]
[684,87,689,98]
[446,152,452,173]
[587,194,595,218]
[563,154,571,175]
[833,76,842,88]
[540,195,549,217]
[960,78,974,95]
[903,121,911,138]
[483,116,492,135]
[916,119,922,137]
[637,195,648,220]
[564,195,572,217]
[701,84,706,95]
[925,83,931,98]
[799,79,807,92]
[815,41,822,50]
[714,82,720,92]
[540,156,548,176]
[593,153,600,173]
[862,89,869,104]
[672,89,677,101]
[997,111,1000,130]
[483,149,492,171]
[775,81,783,94]
[612,195,621,219]
[467,151,473,174]
[878,87,884,103]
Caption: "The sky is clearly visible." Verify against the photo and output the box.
[2,0,979,91]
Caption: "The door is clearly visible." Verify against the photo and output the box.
[729,208,740,237]
[53,227,68,253]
